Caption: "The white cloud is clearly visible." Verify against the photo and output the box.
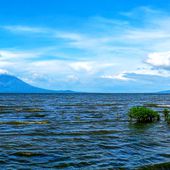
[101,73,133,81]
[69,61,93,72]
[2,25,47,33]
[132,67,170,77]
[0,69,9,74]
[146,51,170,68]
[0,50,42,61]
[2,7,170,91]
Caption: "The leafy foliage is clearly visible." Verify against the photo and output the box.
[128,106,160,123]
[167,117,170,124]
[163,108,169,120]
[162,108,170,124]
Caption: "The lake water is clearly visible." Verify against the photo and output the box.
[0,93,170,169]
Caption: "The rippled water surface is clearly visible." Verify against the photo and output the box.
[0,93,170,169]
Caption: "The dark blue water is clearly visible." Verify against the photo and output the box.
[0,93,170,169]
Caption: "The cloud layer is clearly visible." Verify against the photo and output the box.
[1,7,170,92]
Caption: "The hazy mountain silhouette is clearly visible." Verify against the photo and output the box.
[158,90,170,93]
[0,74,73,93]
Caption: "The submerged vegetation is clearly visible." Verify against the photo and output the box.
[0,105,45,113]
[13,151,44,157]
[144,103,159,107]
[163,108,170,124]
[17,108,45,113]
[128,106,160,123]
[144,103,170,108]
[166,117,170,124]
[0,120,49,125]
[128,105,170,124]
[163,109,170,120]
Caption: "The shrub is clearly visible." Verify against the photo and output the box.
[128,106,160,123]
[163,108,169,120]
[166,117,170,124]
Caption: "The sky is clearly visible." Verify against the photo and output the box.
[1,0,170,92]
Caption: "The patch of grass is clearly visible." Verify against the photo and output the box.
[163,108,169,120]
[166,117,170,124]
[0,120,49,125]
[13,151,43,157]
[144,103,159,107]
[144,103,170,108]
[128,106,160,123]
[0,106,46,114]
[22,108,45,113]
[25,113,46,118]
[162,109,170,124]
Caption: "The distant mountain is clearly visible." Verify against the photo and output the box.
[158,90,170,94]
[0,74,73,93]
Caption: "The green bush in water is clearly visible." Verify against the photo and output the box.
[163,108,169,120]
[128,106,160,123]
[167,117,170,124]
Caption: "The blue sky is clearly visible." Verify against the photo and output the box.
[1,0,170,92]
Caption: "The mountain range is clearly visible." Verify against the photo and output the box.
[158,90,170,93]
[0,74,169,93]
[0,74,73,93]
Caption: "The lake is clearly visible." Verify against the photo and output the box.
[0,93,170,169]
